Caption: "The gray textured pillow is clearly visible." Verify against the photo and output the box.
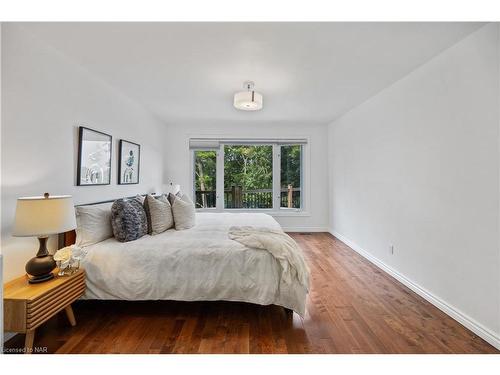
[143,194,173,234]
[171,193,196,230]
[111,198,148,242]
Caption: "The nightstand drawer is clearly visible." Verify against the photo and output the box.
[28,294,85,330]
[28,272,85,312]
[27,274,85,330]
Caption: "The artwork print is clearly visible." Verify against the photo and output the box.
[118,140,140,184]
[77,127,112,186]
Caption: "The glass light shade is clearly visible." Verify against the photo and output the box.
[163,184,181,194]
[233,90,263,111]
[172,184,181,194]
[13,195,77,237]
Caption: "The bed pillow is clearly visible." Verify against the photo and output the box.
[111,198,148,242]
[167,190,183,205]
[75,202,113,247]
[143,194,173,234]
[134,194,145,204]
[170,193,196,230]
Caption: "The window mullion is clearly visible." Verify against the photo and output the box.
[216,145,224,211]
[272,144,281,210]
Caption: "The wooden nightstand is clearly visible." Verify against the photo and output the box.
[3,269,85,354]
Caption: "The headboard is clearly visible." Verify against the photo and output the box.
[58,229,77,248]
[57,194,153,249]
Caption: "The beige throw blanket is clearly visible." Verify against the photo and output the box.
[229,226,310,289]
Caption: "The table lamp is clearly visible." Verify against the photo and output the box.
[12,193,77,283]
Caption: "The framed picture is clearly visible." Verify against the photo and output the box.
[77,127,112,186]
[118,139,141,184]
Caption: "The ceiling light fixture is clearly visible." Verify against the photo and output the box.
[233,81,263,111]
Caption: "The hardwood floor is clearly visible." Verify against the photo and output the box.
[4,233,498,354]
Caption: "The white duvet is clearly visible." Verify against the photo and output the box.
[80,212,309,315]
[229,226,310,288]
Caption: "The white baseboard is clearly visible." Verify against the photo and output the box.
[329,229,500,351]
[283,227,329,232]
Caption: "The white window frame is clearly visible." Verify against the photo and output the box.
[190,137,310,217]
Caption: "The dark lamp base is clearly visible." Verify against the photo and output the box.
[25,237,56,284]
[28,273,55,284]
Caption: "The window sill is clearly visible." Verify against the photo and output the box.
[195,209,311,217]
[269,210,311,217]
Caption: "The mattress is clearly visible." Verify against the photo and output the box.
[80,212,308,315]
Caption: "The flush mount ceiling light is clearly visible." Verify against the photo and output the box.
[233,81,263,111]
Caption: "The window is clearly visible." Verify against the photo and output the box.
[191,139,305,212]
[280,145,302,209]
[224,145,273,209]
[193,150,217,208]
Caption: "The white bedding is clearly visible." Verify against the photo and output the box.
[80,212,308,315]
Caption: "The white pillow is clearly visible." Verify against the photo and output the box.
[171,193,196,230]
[144,194,174,234]
[75,202,113,247]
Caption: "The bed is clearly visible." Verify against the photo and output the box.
[60,211,309,316]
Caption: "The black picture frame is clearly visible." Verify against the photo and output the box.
[77,126,112,186]
[118,139,141,185]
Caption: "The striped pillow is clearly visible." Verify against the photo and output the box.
[143,194,173,235]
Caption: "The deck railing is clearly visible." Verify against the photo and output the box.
[195,186,300,209]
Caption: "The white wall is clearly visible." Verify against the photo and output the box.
[328,24,500,346]
[163,121,329,231]
[1,24,166,282]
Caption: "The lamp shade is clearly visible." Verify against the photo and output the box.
[171,184,181,194]
[163,184,181,195]
[233,81,263,111]
[233,90,263,111]
[13,195,77,237]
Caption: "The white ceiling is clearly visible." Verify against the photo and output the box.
[21,22,484,124]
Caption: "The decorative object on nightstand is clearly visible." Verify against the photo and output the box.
[3,269,86,354]
[54,245,87,276]
[12,193,77,283]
